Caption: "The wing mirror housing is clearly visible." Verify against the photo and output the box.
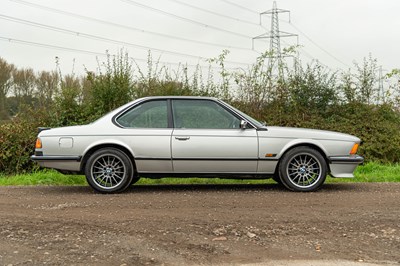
[240,120,248,129]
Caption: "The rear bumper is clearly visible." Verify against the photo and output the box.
[31,155,81,172]
[328,155,364,178]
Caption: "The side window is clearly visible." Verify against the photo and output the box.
[172,100,241,129]
[116,100,168,128]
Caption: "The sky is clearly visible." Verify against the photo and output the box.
[1,0,399,76]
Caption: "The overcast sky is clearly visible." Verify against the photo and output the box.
[1,0,399,76]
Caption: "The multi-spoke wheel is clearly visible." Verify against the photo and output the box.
[278,147,327,192]
[85,148,134,193]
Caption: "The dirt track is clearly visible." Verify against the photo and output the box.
[0,183,399,265]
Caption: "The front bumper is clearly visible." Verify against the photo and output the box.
[328,155,364,178]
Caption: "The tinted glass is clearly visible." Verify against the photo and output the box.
[172,100,240,129]
[116,100,168,128]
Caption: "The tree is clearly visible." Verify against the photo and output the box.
[54,74,83,126]
[354,55,378,104]
[35,70,59,107]
[0,58,15,119]
[11,67,36,113]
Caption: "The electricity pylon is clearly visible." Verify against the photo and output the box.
[253,1,297,76]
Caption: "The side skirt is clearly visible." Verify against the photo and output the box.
[138,173,274,179]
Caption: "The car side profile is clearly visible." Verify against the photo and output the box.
[31,96,364,193]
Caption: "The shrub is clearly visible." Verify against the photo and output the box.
[0,107,52,174]
[1,52,400,174]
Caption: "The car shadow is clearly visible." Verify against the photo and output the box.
[36,182,359,195]
[126,182,358,193]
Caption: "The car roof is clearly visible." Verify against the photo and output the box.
[138,96,218,101]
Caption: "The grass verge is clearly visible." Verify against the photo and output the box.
[0,170,86,186]
[0,162,399,186]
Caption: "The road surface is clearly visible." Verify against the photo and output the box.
[0,183,399,265]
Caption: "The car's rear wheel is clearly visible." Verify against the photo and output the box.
[272,174,283,185]
[279,147,327,192]
[85,148,133,193]
[130,176,140,186]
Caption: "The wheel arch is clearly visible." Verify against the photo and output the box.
[80,143,137,174]
[274,142,330,176]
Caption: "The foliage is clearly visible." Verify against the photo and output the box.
[87,51,133,117]
[0,57,15,120]
[0,107,53,174]
[1,51,400,174]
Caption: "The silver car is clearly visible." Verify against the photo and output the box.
[31,96,364,193]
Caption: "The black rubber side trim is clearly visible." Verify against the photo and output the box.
[328,155,364,164]
[31,155,82,162]
[135,157,279,161]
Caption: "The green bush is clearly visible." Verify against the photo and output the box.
[0,107,53,174]
[1,52,400,174]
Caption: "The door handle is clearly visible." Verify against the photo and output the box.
[175,136,190,141]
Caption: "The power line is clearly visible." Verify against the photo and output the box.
[119,0,253,39]
[0,36,244,71]
[218,0,259,15]
[288,23,351,69]
[0,14,251,67]
[10,0,255,52]
[167,0,259,26]
[0,36,112,57]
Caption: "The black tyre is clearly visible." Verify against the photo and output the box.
[272,174,283,185]
[129,176,140,186]
[85,148,134,193]
[278,147,327,192]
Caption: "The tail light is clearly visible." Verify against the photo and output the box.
[35,138,42,149]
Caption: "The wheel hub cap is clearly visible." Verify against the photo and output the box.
[105,167,113,175]
[287,153,322,188]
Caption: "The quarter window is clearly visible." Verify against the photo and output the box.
[172,100,241,129]
[116,100,168,128]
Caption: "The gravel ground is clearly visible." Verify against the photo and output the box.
[0,183,399,265]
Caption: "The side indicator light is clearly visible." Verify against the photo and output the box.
[35,138,42,149]
[350,143,359,155]
[265,153,277,157]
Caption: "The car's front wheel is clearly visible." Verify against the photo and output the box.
[278,147,327,192]
[85,148,134,193]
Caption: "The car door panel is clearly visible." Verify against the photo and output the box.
[122,129,173,173]
[172,129,258,173]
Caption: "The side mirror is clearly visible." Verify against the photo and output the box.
[240,120,248,129]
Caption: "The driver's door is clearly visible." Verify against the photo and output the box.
[171,99,258,173]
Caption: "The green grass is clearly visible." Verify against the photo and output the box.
[328,161,400,183]
[0,170,86,186]
[0,162,399,186]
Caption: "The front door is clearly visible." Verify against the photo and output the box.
[171,99,258,173]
